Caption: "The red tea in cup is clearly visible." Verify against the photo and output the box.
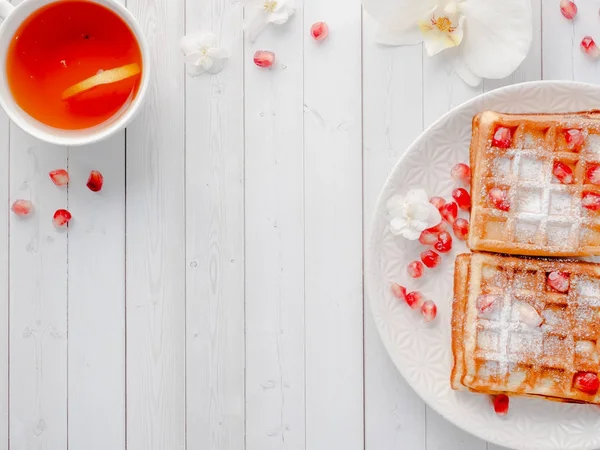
[6,0,142,130]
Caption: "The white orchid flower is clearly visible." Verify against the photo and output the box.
[180,32,229,76]
[242,0,295,42]
[363,0,533,86]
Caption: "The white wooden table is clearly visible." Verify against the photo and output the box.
[0,0,592,448]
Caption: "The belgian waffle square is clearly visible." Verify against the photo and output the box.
[469,110,600,257]
[452,252,600,404]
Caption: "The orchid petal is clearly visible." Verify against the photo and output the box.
[268,10,291,24]
[180,32,215,55]
[405,188,429,205]
[453,53,482,86]
[363,0,436,35]
[426,204,442,228]
[187,62,207,77]
[401,228,422,240]
[459,0,532,79]
[206,47,229,59]
[375,24,423,46]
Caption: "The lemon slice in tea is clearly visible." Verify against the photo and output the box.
[61,63,141,100]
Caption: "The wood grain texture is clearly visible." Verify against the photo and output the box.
[0,111,7,450]
[184,0,245,449]
[304,0,363,449]
[125,0,186,448]
[244,4,305,450]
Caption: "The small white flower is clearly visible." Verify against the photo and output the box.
[242,0,295,42]
[362,0,533,86]
[180,32,229,76]
[386,188,441,240]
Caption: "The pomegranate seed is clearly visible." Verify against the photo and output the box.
[429,196,446,210]
[391,283,407,301]
[582,191,600,211]
[419,229,439,246]
[421,300,437,322]
[439,202,458,225]
[451,163,471,183]
[405,291,424,310]
[452,188,471,210]
[587,165,600,185]
[421,250,441,269]
[452,218,469,240]
[407,261,424,279]
[488,187,510,211]
[254,50,275,68]
[547,271,570,293]
[49,169,69,186]
[86,170,104,192]
[560,0,577,19]
[581,36,600,58]
[493,394,509,416]
[553,161,573,184]
[492,127,512,148]
[574,372,600,395]
[434,231,452,253]
[53,209,72,227]
[476,294,498,314]
[11,199,33,216]
[310,22,329,41]
[426,221,447,234]
[565,129,587,151]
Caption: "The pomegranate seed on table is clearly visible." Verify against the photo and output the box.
[310,22,329,41]
[581,37,600,58]
[587,165,600,185]
[553,161,573,184]
[421,300,437,322]
[419,229,439,246]
[565,129,586,151]
[547,271,570,293]
[254,50,275,68]
[492,127,512,148]
[53,209,72,227]
[582,191,600,211]
[429,196,446,210]
[488,187,510,211]
[476,294,498,314]
[391,283,407,300]
[440,202,458,224]
[452,218,469,240]
[493,394,509,416]
[434,231,452,253]
[573,372,600,395]
[49,169,69,186]
[452,188,471,210]
[11,200,33,216]
[405,291,425,309]
[451,163,471,183]
[421,249,441,268]
[86,170,104,192]
[407,261,424,279]
[560,0,577,19]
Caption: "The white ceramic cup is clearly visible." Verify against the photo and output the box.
[0,0,150,146]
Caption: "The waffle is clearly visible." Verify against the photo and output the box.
[452,252,600,404]
[468,110,600,257]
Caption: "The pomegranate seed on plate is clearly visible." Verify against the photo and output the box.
[254,50,275,68]
[451,163,471,183]
[573,372,600,395]
[391,283,407,300]
[86,170,104,192]
[565,128,586,151]
[421,300,437,322]
[429,196,446,210]
[434,231,452,253]
[560,0,577,19]
[582,191,600,211]
[11,200,33,216]
[419,229,439,246]
[53,209,72,227]
[452,218,469,240]
[581,36,600,58]
[407,261,424,279]
[553,161,573,184]
[421,249,441,268]
[49,169,69,186]
[547,271,570,293]
[405,291,424,309]
[493,394,509,416]
[476,294,498,314]
[452,188,471,210]
[426,221,447,234]
[440,202,458,224]
[310,22,329,41]
[492,127,512,148]
[587,165,600,185]
[488,187,510,211]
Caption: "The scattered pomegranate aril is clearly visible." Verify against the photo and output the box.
[581,36,600,58]
[310,22,329,41]
[547,271,570,293]
[451,163,471,184]
[573,372,600,395]
[439,202,458,225]
[452,218,469,240]
[254,50,276,68]
[452,188,471,210]
[53,209,72,227]
[421,249,441,269]
[565,128,587,151]
[493,394,509,416]
[582,191,600,211]
[421,300,437,322]
[86,170,104,192]
[587,165,600,185]
[391,283,407,301]
[488,187,510,212]
[434,231,452,253]
[430,196,446,210]
[419,229,439,246]
[405,291,425,310]
[11,200,33,216]
[553,161,573,184]
[476,294,498,314]
[407,261,424,279]
[426,221,447,234]
[492,127,512,149]
[49,169,69,186]
[560,0,577,19]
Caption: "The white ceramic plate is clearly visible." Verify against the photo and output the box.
[367,81,600,450]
